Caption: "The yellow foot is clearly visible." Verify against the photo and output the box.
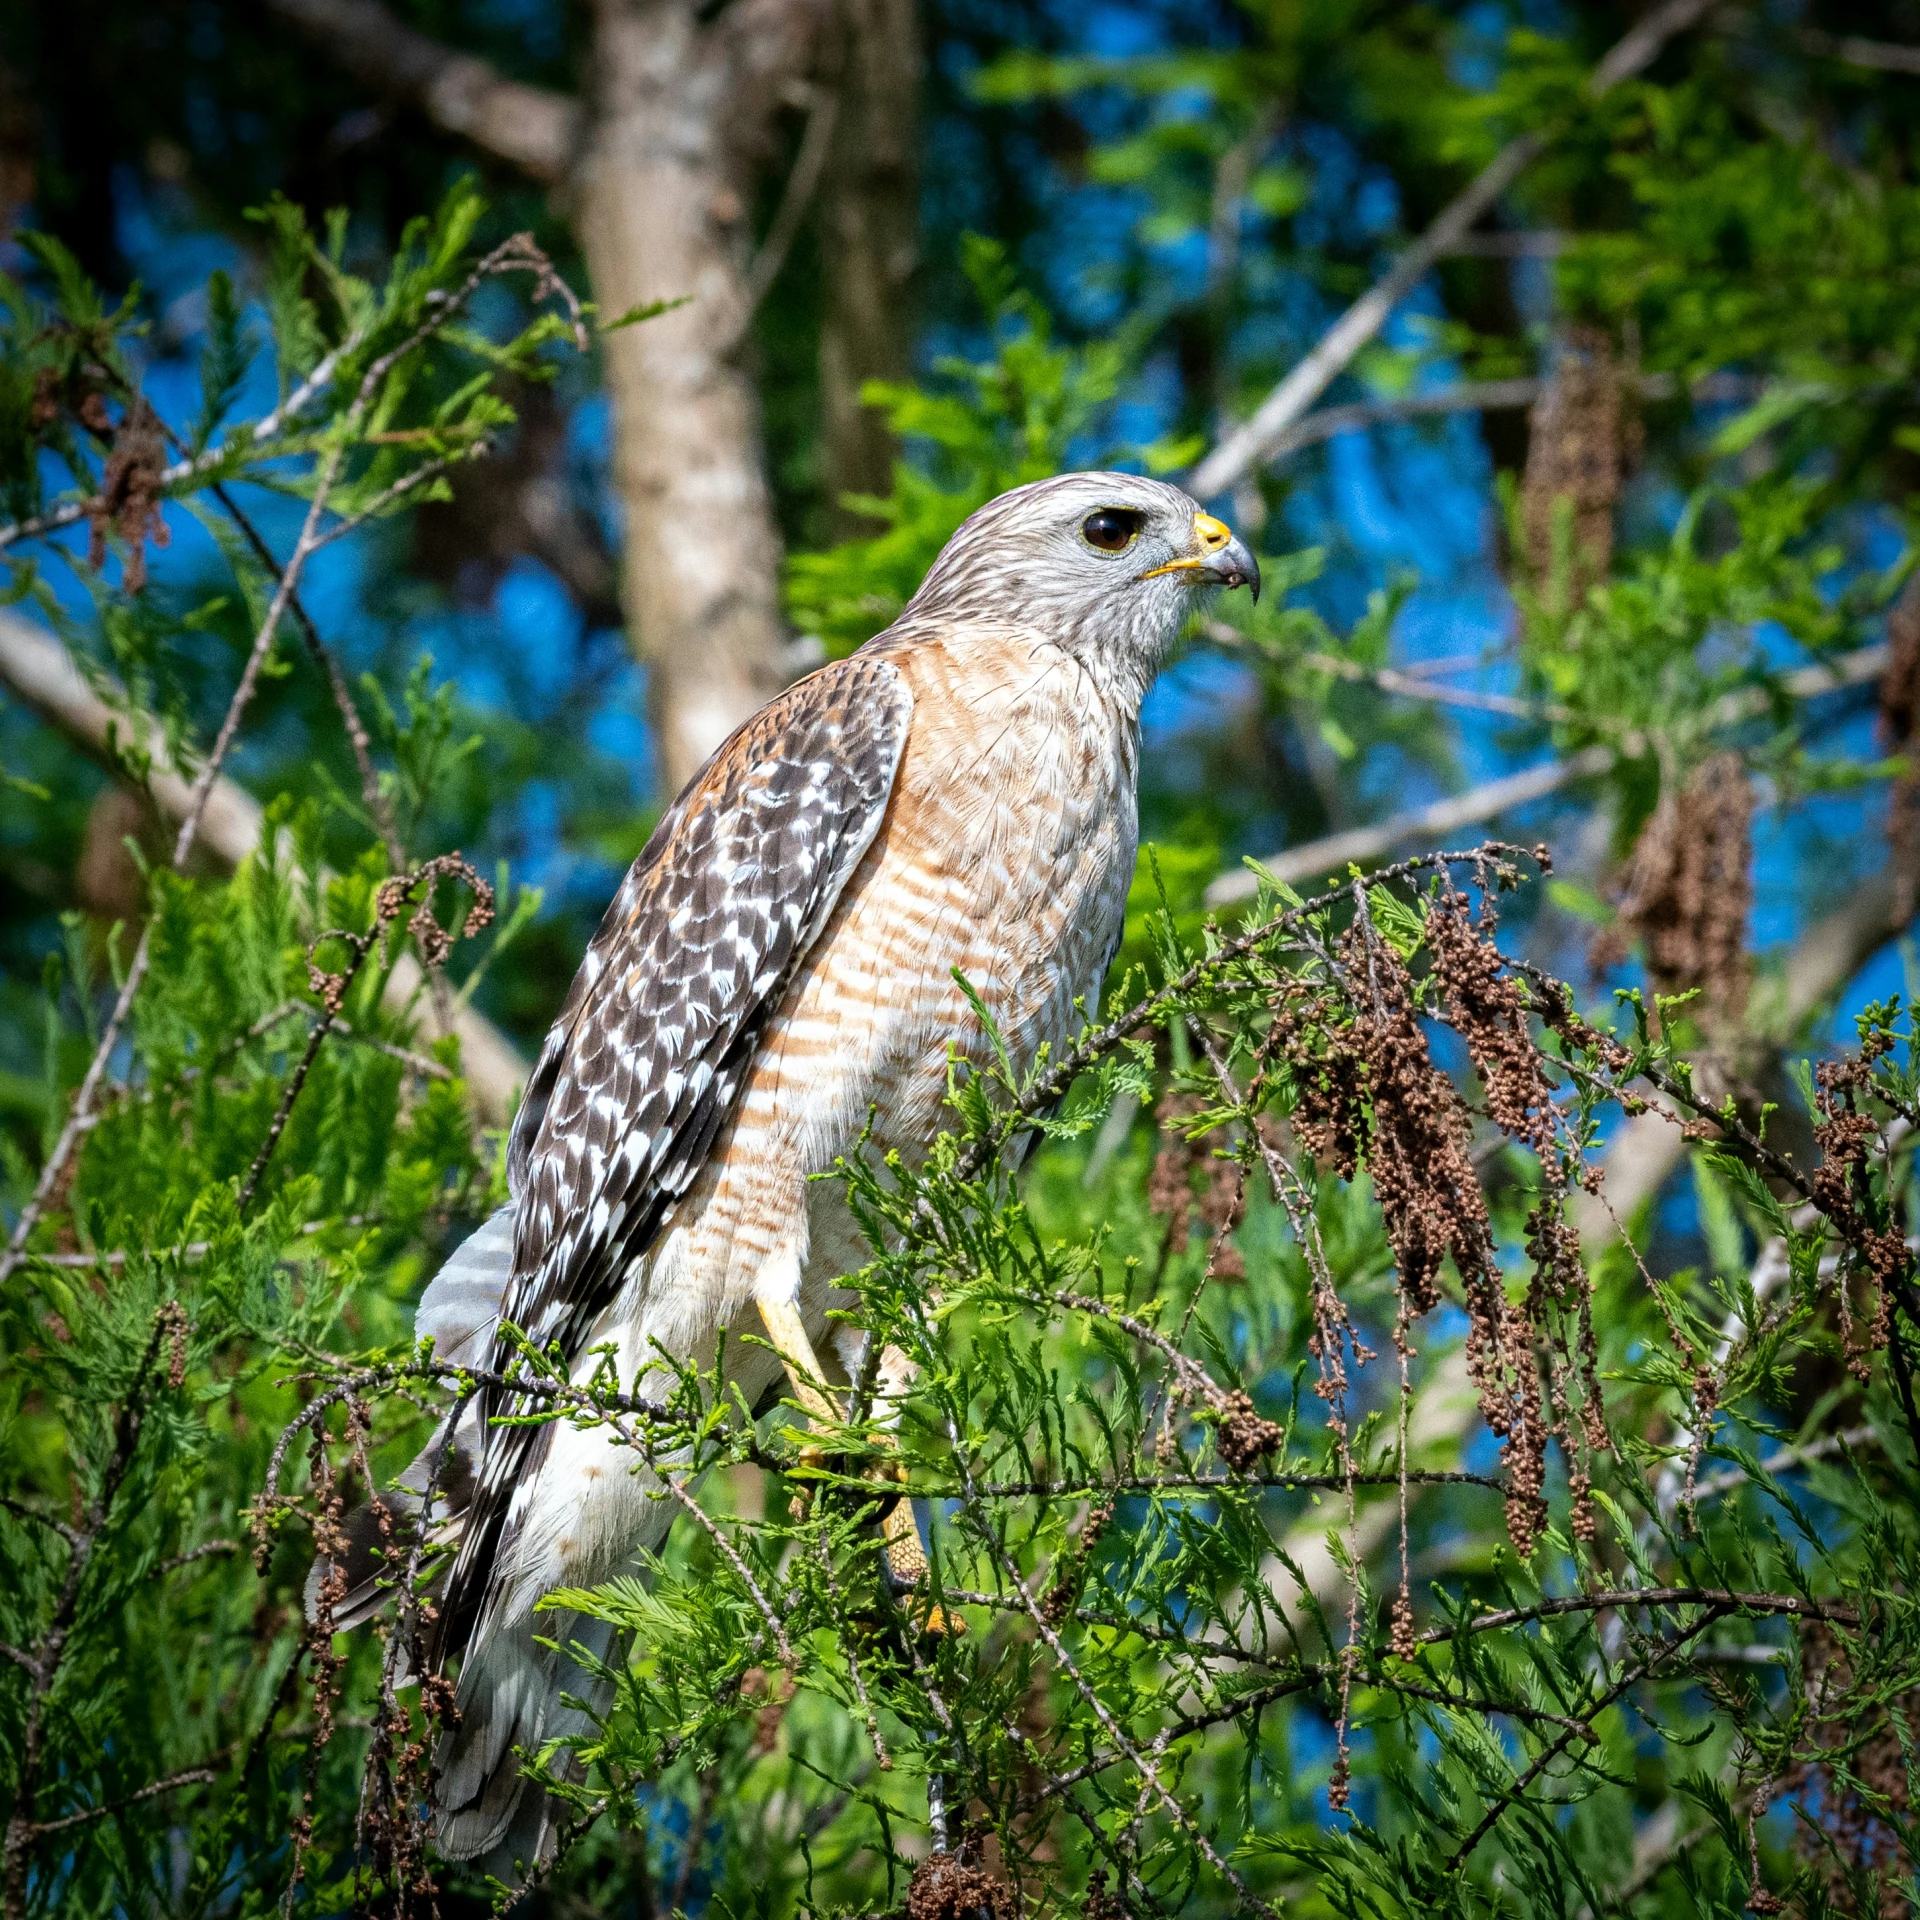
[881,1484,928,1586]
[880,1489,964,1635]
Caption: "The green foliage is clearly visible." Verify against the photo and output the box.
[785,237,1138,656]
[224,848,1916,1919]
[7,12,1920,1920]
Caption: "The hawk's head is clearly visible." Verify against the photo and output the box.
[901,471,1259,701]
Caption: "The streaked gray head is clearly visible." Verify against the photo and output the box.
[897,471,1259,704]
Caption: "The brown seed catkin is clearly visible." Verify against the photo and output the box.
[1601,752,1754,1031]
[1520,324,1630,590]
[1427,889,1557,1156]
[1334,920,1550,1553]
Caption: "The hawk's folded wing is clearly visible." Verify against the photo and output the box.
[438,651,912,1660]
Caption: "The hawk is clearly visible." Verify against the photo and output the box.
[320,472,1256,1877]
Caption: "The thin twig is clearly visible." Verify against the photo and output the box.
[741,83,840,319]
[0,323,374,556]
[1,438,349,1285]
[209,483,408,878]
[1442,1608,1725,1870]
[1208,641,1890,906]
[157,1539,240,1575]
[3,1312,172,1918]
[26,1768,219,1839]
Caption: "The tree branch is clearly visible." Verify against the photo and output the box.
[0,610,526,1125]
[1239,369,1754,468]
[267,0,582,181]
[1208,643,1889,907]
[1210,748,1618,906]
[1797,27,1920,77]
[1188,0,1727,498]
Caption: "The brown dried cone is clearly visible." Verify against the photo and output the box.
[86,395,172,593]
[1215,1389,1282,1472]
[1520,324,1633,593]
[1389,1592,1417,1662]
[906,1851,1017,1920]
[1880,573,1920,920]
[1597,752,1754,1035]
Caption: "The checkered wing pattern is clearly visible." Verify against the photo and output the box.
[438,653,912,1659]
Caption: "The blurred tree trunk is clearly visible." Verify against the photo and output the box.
[814,0,919,535]
[576,0,821,788]
[269,0,828,795]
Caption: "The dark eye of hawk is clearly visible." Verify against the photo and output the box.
[1081,507,1143,553]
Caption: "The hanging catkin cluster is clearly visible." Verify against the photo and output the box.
[1149,1085,1247,1278]
[1273,905,1559,1552]
[1601,751,1754,1031]
[1520,324,1633,590]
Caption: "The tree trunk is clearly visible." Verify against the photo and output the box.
[579,0,823,794]
[814,0,920,537]
[268,0,832,796]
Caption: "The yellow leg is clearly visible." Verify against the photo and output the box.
[753,1292,946,1609]
[754,1292,842,1429]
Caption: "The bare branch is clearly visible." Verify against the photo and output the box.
[0,322,374,557]
[1797,27,1920,77]
[27,1768,218,1839]
[266,0,582,181]
[1210,748,1618,907]
[1209,643,1890,907]
[1440,231,1571,258]
[0,610,525,1124]
[1188,0,1728,497]
[1573,865,1912,1244]
[1240,369,1754,467]
[2,443,355,1287]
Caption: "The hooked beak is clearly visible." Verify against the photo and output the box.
[1137,510,1261,600]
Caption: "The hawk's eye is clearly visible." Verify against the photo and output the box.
[1081,507,1143,553]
